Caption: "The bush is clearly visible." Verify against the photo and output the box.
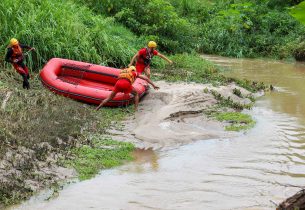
[165,0,305,59]
[293,41,305,61]
[75,0,198,53]
[198,1,305,58]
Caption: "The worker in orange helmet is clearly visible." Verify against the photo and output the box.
[96,66,159,111]
[128,41,173,79]
[5,38,35,89]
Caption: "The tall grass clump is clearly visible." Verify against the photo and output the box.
[0,0,143,70]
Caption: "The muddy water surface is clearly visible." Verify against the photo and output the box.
[11,56,305,210]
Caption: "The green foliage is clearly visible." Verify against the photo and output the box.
[169,0,216,24]
[290,1,305,25]
[268,0,303,8]
[164,0,305,59]
[199,1,305,58]
[75,0,198,53]
[66,137,134,180]
[293,41,305,61]
[214,111,255,131]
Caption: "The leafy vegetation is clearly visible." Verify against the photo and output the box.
[289,1,305,60]
[74,0,197,53]
[290,1,305,25]
[293,41,305,61]
[214,112,255,131]
[169,0,305,59]
[199,1,305,59]
[1,0,304,73]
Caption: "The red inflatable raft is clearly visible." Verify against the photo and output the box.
[40,58,149,106]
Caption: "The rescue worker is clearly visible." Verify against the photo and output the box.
[96,66,159,111]
[128,41,173,79]
[5,38,35,89]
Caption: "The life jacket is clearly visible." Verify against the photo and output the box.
[140,47,154,66]
[11,44,23,59]
[118,68,136,84]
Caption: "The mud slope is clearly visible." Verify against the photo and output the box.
[109,81,252,149]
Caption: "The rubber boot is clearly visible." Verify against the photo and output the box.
[25,80,30,89]
[21,74,30,89]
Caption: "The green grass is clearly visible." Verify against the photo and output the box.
[214,112,255,131]
[65,137,135,180]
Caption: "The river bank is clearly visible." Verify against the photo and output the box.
[0,57,264,208]
[0,68,135,207]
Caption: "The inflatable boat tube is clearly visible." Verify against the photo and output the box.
[40,58,149,106]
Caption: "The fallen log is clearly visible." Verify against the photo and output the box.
[277,189,305,210]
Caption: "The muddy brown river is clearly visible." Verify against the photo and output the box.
[10,55,305,210]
